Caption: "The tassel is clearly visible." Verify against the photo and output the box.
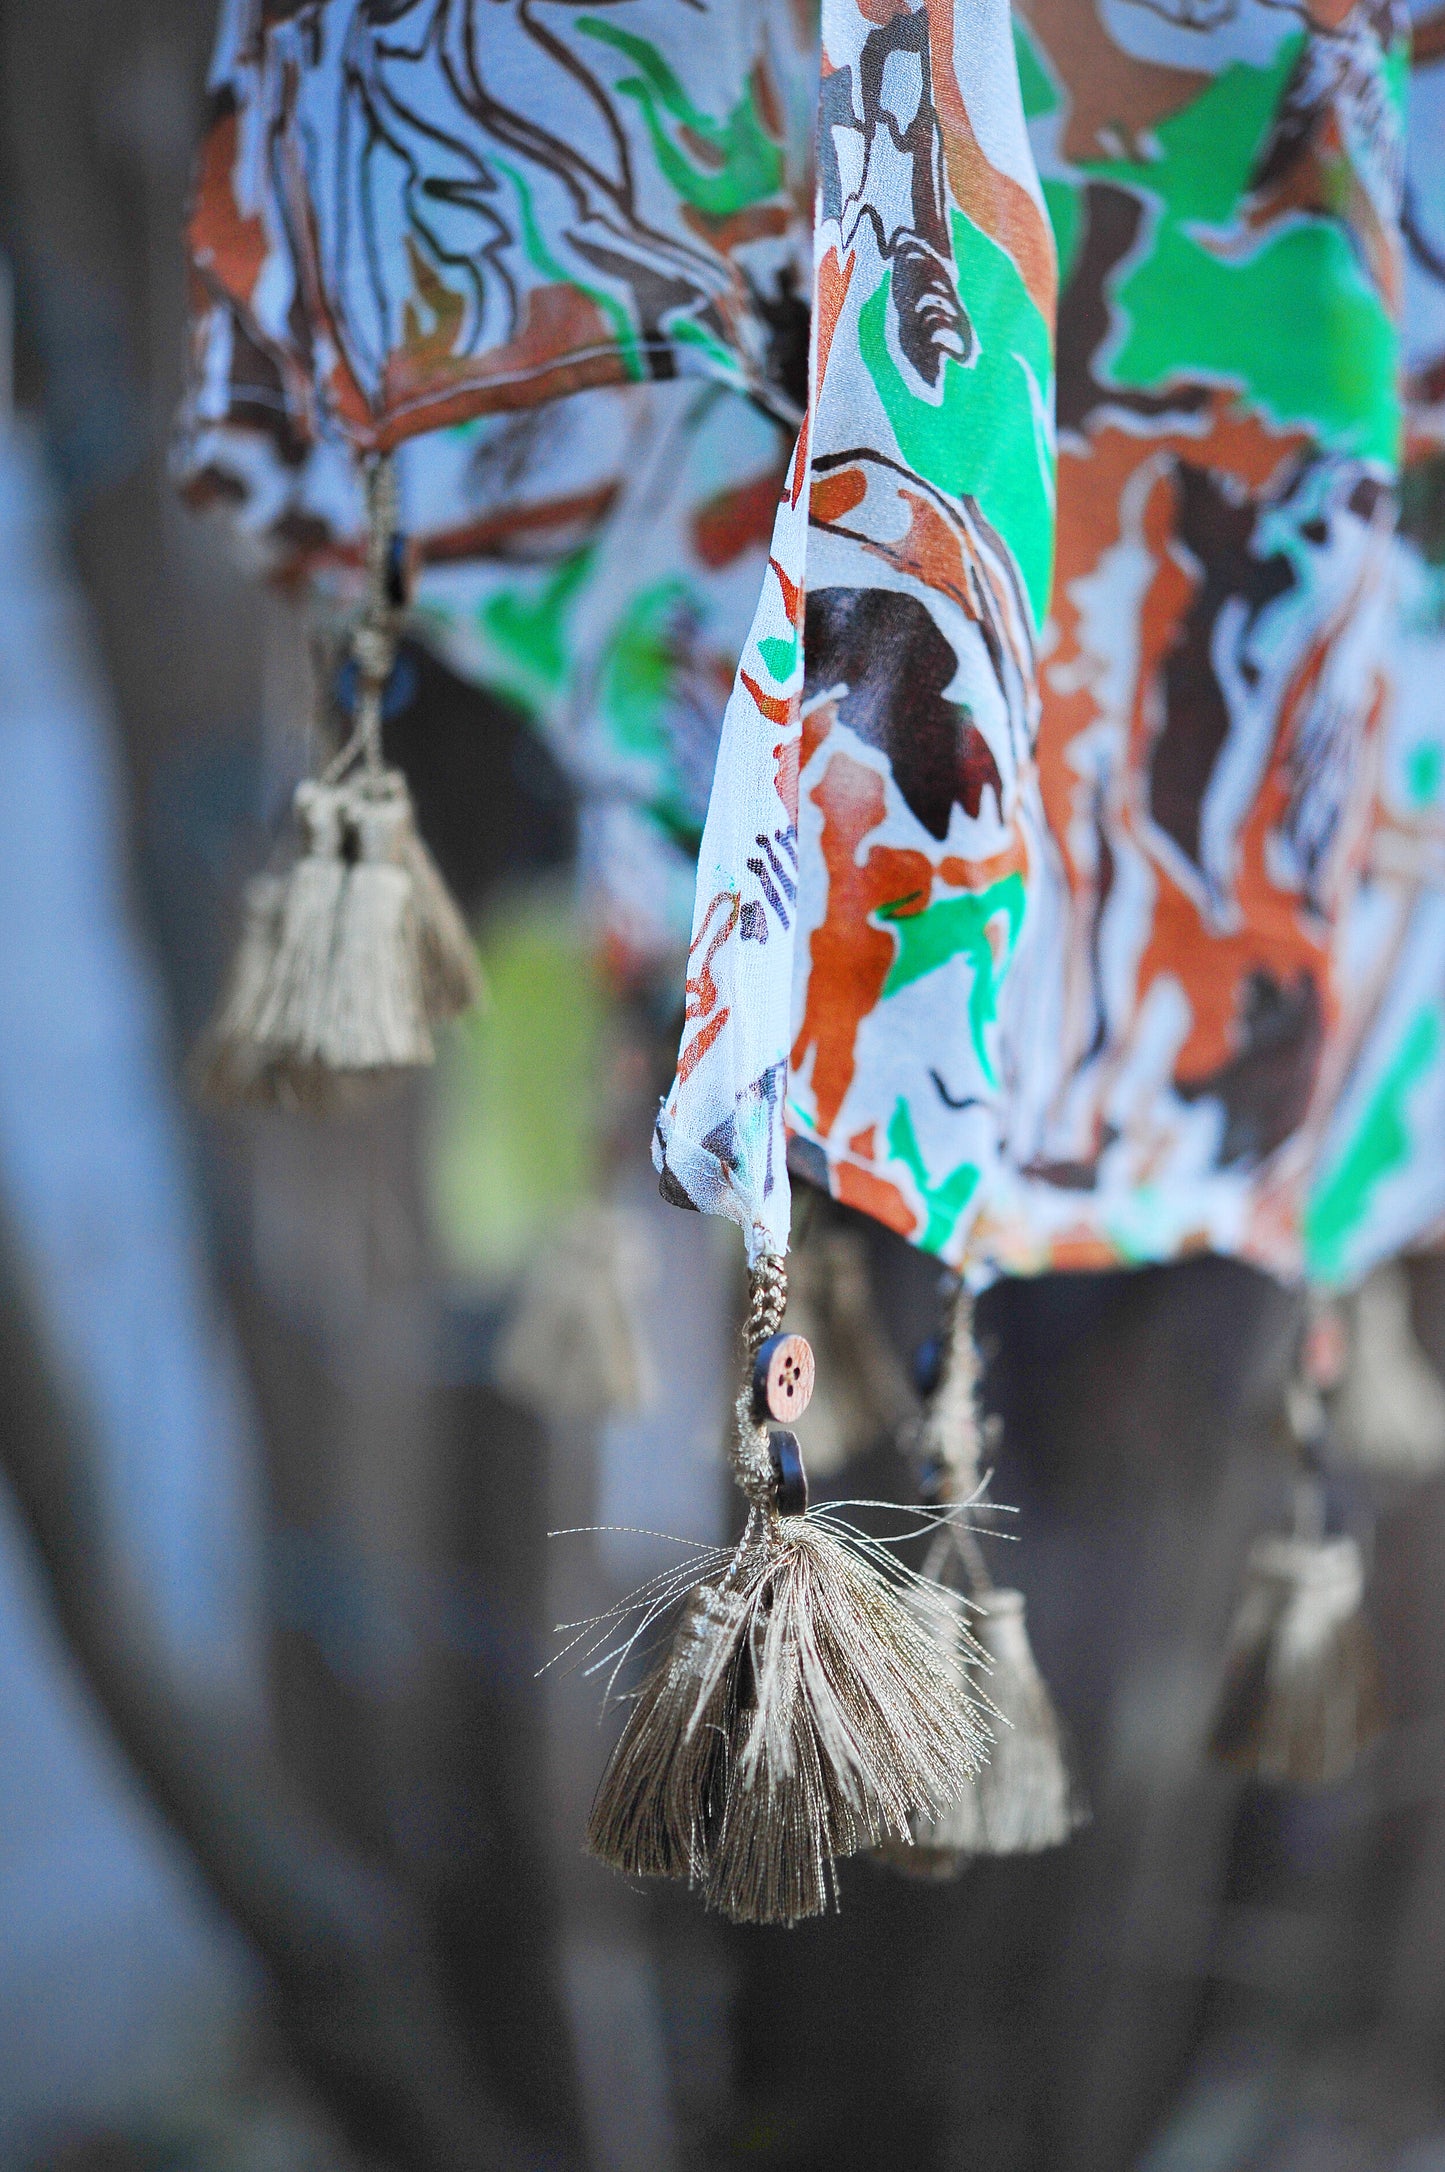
[192,455,480,1109]
[189,871,287,1106]
[401,816,486,1025]
[249,780,349,1069]
[1332,1265,1445,1480]
[585,1581,748,1880]
[585,1258,988,1924]
[315,776,433,1073]
[882,1285,1085,1877]
[883,1582,1085,1875]
[701,1506,983,1923]
[498,1204,656,1425]
[1209,1482,1385,1788]
[1210,1308,1385,1788]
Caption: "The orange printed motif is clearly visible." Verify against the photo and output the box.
[792,742,1026,1138]
[189,110,268,314]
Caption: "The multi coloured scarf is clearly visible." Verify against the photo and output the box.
[178,0,1445,1290]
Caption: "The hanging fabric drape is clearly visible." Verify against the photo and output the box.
[975,0,1441,1291]
[654,0,1059,1267]
[177,0,1443,1297]
[176,0,1445,1917]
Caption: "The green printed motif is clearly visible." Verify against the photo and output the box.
[1306,1010,1442,1284]
[878,872,1027,1080]
[859,217,1056,628]
[599,580,712,849]
[1406,743,1444,808]
[495,157,644,379]
[887,1099,980,1255]
[476,547,597,709]
[757,631,799,684]
[1077,42,1401,463]
[576,18,784,218]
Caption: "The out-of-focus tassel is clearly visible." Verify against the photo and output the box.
[1209,1315,1386,1788]
[498,1203,657,1424]
[403,814,486,1025]
[1209,1482,1384,1788]
[316,777,433,1073]
[193,456,481,1109]
[882,1286,1085,1878]
[250,780,349,1073]
[585,1258,988,1924]
[882,1576,1085,1876]
[1331,1266,1445,1480]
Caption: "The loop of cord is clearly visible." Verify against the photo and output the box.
[920,1286,995,1595]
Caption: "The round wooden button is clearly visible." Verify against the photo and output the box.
[752,1332,816,1424]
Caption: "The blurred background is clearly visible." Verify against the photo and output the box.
[3,5,1445,2170]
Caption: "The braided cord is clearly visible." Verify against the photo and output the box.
[321,453,401,786]
[731,1256,789,1510]
[745,1255,788,1351]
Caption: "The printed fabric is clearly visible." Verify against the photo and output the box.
[1304,1,1445,1285]
[179,0,806,969]
[963,0,1417,1281]
[186,0,817,440]
[179,0,1445,1290]
[655,0,1060,1262]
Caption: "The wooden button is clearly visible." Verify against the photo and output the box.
[752,1333,815,1424]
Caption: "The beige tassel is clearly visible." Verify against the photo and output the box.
[1209,1307,1387,1789]
[585,1259,988,1926]
[702,1510,982,1922]
[586,1581,748,1881]
[401,819,486,1025]
[315,778,433,1073]
[1332,1265,1445,1480]
[250,781,349,1065]
[883,1286,1085,1877]
[884,1582,1085,1875]
[190,454,480,1110]
[190,871,287,1107]
[1209,1489,1385,1788]
[498,1204,656,1425]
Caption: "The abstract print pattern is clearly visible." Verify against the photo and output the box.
[653,0,1060,1263]
[963,0,1413,1278]
[1305,0,1445,1285]
[186,0,817,448]
[179,0,809,974]
[179,0,1445,1294]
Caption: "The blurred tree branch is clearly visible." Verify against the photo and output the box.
[0,1206,555,2172]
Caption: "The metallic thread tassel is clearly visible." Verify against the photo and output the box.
[587,1257,988,1926]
